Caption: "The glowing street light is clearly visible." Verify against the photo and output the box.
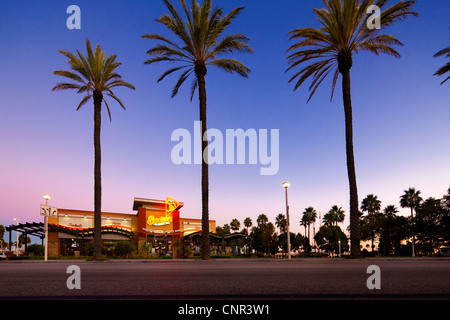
[282,182,291,260]
[13,218,19,256]
[43,194,51,204]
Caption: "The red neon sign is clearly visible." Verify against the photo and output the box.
[165,197,181,216]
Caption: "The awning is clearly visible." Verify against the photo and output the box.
[5,222,133,251]
[185,231,251,241]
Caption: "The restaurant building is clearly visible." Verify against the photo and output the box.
[45,197,216,257]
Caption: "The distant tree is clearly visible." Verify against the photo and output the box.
[244,217,252,235]
[315,225,348,255]
[251,222,277,255]
[440,188,450,247]
[275,213,287,234]
[257,214,269,226]
[442,187,450,210]
[378,205,399,256]
[323,205,345,226]
[360,194,382,253]
[0,225,5,246]
[415,197,446,254]
[222,224,231,234]
[400,187,423,256]
[18,234,31,248]
[361,194,381,215]
[301,207,317,242]
[360,211,384,254]
[300,215,308,241]
[230,218,241,232]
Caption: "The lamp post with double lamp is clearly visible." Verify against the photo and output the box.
[13,218,19,256]
[282,181,291,260]
[43,194,51,261]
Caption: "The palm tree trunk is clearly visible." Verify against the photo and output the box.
[341,67,361,259]
[308,224,311,248]
[304,225,307,252]
[411,207,415,257]
[93,92,102,260]
[197,72,210,260]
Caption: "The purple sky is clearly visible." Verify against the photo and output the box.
[0,0,449,242]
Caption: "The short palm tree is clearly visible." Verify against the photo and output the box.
[361,194,382,252]
[275,213,288,234]
[324,205,345,226]
[257,214,269,226]
[361,194,381,216]
[302,206,317,242]
[142,0,253,260]
[52,39,135,259]
[244,217,252,235]
[230,218,241,232]
[400,187,422,256]
[433,44,450,85]
[286,0,417,258]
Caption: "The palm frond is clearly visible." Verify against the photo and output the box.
[53,39,134,118]
[434,62,450,84]
[286,0,417,102]
[103,98,112,122]
[76,94,92,110]
[157,65,191,82]
[433,46,450,58]
[206,33,253,60]
[51,82,82,91]
[190,77,198,101]
[207,58,250,77]
[172,69,194,98]
[433,45,450,85]
[142,0,252,100]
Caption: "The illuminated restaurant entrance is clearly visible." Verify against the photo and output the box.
[133,197,216,257]
[8,197,218,257]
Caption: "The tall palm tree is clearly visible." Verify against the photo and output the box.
[142,0,253,260]
[286,0,417,258]
[400,187,422,256]
[52,39,135,259]
[433,44,450,85]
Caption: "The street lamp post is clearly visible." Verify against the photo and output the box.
[282,181,291,260]
[338,239,341,257]
[43,194,51,262]
[13,218,19,256]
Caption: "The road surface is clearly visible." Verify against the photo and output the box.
[0,258,449,300]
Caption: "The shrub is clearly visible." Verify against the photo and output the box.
[113,240,135,258]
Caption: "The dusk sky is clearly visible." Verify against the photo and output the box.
[1,0,449,242]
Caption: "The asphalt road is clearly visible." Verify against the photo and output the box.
[0,258,449,300]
